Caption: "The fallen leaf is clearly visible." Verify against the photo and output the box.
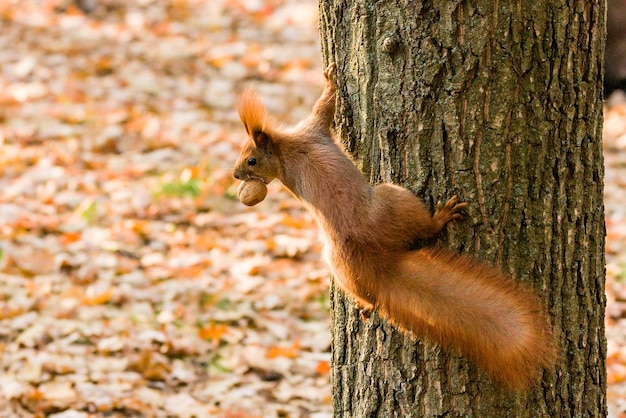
[198,323,228,342]
[267,340,300,359]
[315,360,331,375]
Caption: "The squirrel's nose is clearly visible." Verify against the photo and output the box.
[233,171,241,180]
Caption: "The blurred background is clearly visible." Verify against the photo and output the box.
[0,0,625,417]
[0,1,330,417]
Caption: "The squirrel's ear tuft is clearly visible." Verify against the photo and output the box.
[252,130,270,148]
[238,87,267,137]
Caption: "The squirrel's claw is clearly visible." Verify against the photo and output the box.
[324,62,337,82]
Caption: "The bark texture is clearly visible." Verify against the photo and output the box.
[319,0,606,416]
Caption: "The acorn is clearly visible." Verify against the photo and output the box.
[237,179,268,206]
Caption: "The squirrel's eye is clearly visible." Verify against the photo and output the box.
[247,157,257,166]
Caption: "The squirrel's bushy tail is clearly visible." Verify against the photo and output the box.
[379,247,556,389]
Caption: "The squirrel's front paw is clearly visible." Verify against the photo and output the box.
[324,62,337,82]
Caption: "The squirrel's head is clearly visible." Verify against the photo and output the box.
[233,89,280,184]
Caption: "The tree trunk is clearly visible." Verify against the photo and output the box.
[319,1,606,416]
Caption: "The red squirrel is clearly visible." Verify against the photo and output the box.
[232,63,557,390]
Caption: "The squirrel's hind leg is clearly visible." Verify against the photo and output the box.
[372,185,467,243]
[432,196,468,232]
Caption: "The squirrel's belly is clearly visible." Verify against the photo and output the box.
[321,243,377,309]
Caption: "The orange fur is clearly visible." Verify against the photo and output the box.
[233,63,557,390]
[238,88,269,138]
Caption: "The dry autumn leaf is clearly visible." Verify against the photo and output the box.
[266,341,300,359]
[197,323,228,342]
[81,288,112,306]
[129,349,172,381]
[315,360,331,375]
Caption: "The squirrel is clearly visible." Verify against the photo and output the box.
[232,63,557,390]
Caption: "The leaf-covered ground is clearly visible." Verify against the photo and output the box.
[0,1,624,417]
[0,1,330,417]
[604,91,626,418]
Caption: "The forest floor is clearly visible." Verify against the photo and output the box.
[604,90,626,418]
[0,1,624,417]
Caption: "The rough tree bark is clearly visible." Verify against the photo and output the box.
[319,1,606,416]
